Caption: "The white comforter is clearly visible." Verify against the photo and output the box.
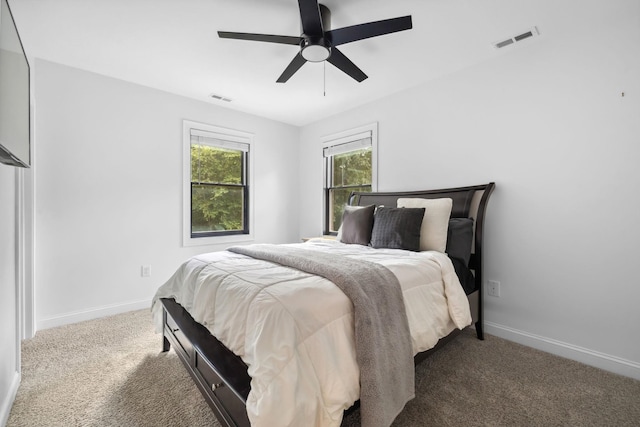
[151,239,471,427]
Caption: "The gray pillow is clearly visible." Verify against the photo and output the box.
[370,207,425,251]
[446,218,474,265]
[340,205,375,245]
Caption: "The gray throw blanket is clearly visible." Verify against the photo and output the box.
[228,244,414,427]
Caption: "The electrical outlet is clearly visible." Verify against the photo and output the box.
[487,280,500,297]
[141,265,151,277]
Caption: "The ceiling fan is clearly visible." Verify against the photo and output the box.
[218,0,412,83]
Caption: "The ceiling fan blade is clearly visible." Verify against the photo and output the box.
[297,0,323,36]
[276,52,307,83]
[327,15,412,46]
[218,31,301,45]
[327,48,367,82]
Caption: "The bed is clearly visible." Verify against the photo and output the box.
[151,182,495,427]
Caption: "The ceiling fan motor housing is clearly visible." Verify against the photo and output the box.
[300,4,331,62]
[317,4,331,32]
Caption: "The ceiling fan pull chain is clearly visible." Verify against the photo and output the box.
[324,61,326,97]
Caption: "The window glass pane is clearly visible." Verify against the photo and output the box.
[191,144,243,184]
[329,185,371,232]
[331,148,372,187]
[191,184,244,234]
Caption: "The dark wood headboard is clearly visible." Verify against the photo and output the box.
[349,182,495,295]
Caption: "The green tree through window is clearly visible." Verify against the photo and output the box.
[190,143,248,236]
[326,146,372,232]
[323,126,377,234]
[183,121,253,245]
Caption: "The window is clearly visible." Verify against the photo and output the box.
[183,121,253,246]
[323,123,378,234]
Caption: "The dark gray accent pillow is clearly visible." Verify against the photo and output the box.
[446,218,474,265]
[370,207,425,251]
[340,205,375,245]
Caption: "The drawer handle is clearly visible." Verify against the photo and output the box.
[211,382,223,391]
[172,328,179,333]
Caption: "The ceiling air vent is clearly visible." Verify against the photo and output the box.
[493,27,539,49]
[210,93,232,102]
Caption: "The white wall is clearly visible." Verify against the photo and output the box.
[299,2,640,378]
[34,60,300,329]
[0,166,19,426]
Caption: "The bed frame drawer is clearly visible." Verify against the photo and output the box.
[166,312,193,357]
[195,351,250,426]
[161,298,251,427]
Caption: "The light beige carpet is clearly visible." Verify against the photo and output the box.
[7,309,219,427]
[7,309,640,426]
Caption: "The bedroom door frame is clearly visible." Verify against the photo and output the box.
[18,76,36,341]
[17,163,35,341]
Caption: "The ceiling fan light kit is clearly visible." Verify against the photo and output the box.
[218,0,412,83]
[301,38,331,62]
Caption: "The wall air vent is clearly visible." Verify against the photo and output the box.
[493,27,539,49]
[210,93,232,102]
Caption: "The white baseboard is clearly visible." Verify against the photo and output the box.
[484,321,640,381]
[0,371,20,427]
[37,299,151,331]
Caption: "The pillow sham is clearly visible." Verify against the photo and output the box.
[446,218,474,266]
[396,197,453,252]
[370,207,425,251]
[339,205,375,245]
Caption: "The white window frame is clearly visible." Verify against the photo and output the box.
[322,122,378,234]
[182,120,254,247]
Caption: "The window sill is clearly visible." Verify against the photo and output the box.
[182,233,254,247]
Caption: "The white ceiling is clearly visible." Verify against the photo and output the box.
[10,0,555,126]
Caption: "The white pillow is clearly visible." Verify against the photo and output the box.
[396,198,453,252]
